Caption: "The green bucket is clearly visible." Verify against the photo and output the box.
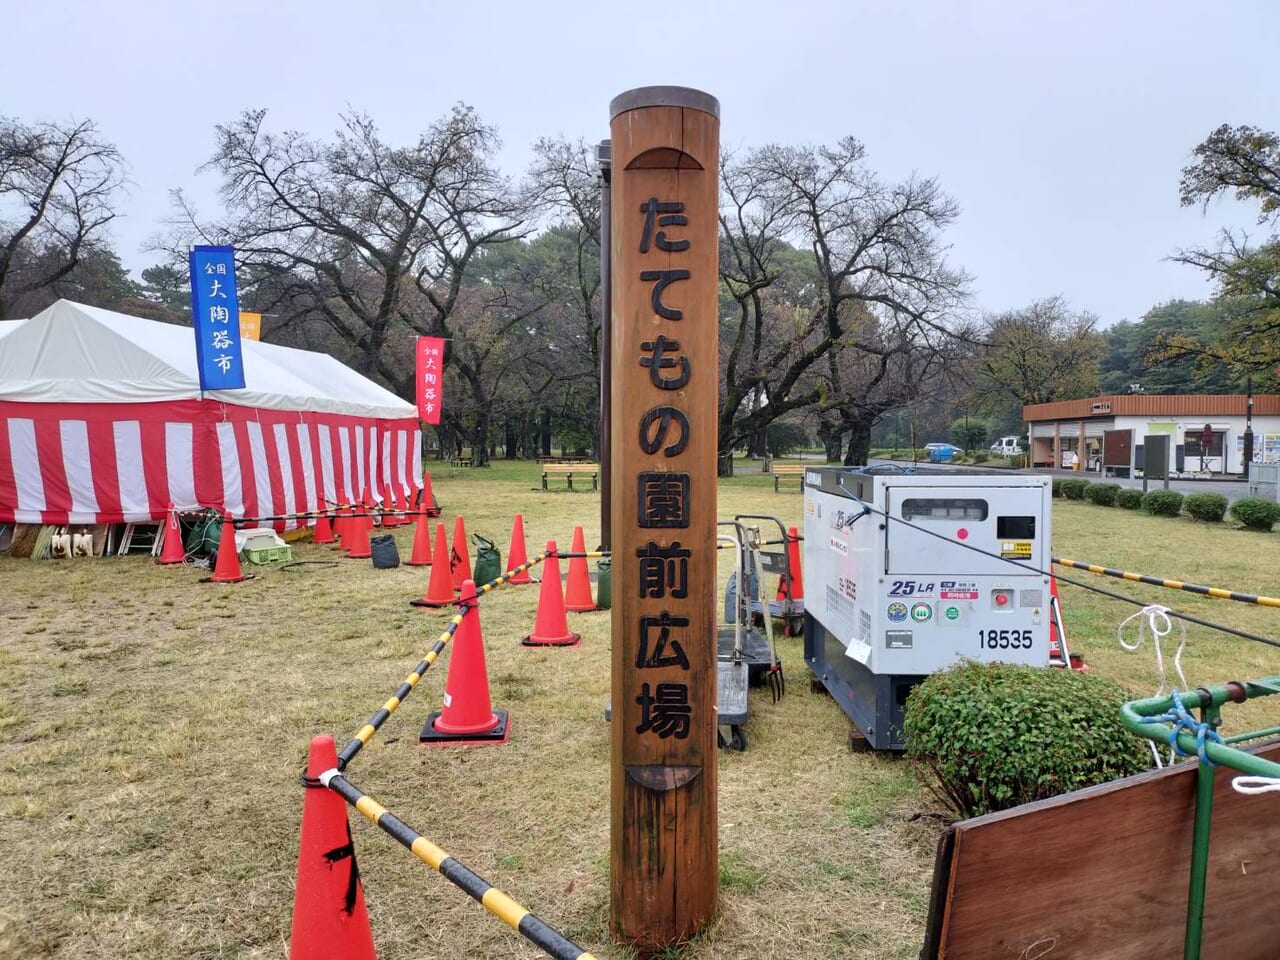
[595,557,611,610]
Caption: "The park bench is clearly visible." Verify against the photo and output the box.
[449,450,473,467]
[542,462,599,491]
[771,464,807,492]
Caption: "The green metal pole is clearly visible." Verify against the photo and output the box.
[1182,704,1219,960]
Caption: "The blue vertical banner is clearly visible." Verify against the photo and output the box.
[188,245,246,391]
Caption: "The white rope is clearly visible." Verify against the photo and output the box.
[1232,776,1280,795]
[1117,604,1188,768]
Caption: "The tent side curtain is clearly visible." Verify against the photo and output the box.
[0,399,422,529]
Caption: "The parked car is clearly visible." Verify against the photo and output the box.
[989,436,1025,456]
[925,442,964,463]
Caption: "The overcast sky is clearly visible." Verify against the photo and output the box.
[7,0,1277,326]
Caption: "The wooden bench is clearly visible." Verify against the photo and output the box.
[771,464,807,492]
[541,462,599,491]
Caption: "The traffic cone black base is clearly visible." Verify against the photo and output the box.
[409,596,457,609]
[419,709,510,745]
[520,632,580,648]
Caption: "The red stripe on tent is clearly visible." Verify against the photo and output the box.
[258,422,288,532]
[86,418,123,522]
[284,422,309,526]
[193,420,224,511]
[33,418,71,524]
[330,426,349,506]
[0,421,18,524]
[232,421,259,521]
[138,420,169,519]
[308,423,327,511]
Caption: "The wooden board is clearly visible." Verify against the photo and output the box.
[923,741,1280,959]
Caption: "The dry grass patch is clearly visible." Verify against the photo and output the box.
[0,464,1276,959]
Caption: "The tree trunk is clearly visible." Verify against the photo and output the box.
[748,424,768,459]
[540,408,552,457]
[817,419,843,463]
[842,416,874,466]
[717,450,735,477]
[504,420,518,459]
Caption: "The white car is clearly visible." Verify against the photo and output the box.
[989,436,1024,456]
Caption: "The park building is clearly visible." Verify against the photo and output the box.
[1022,393,1280,478]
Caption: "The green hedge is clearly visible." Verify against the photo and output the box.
[1142,489,1184,517]
[1116,488,1144,510]
[1183,492,1228,523]
[1059,478,1090,501]
[904,661,1151,819]
[1051,478,1064,498]
[1229,496,1280,531]
[1083,483,1120,506]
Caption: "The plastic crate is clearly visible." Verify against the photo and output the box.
[243,544,294,565]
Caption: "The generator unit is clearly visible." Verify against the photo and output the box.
[803,467,1053,750]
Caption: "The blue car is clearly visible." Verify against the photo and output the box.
[925,443,964,463]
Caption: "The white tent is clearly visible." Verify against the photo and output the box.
[0,300,421,527]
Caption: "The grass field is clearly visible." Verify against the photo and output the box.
[2,459,1279,959]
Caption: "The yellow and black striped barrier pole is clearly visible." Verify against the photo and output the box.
[335,552,553,770]
[319,769,599,960]
[1053,557,1280,609]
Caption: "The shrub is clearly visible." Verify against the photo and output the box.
[1083,483,1120,506]
[1229,496,1280,531]
[1059,478,1089,501]
[1051,479,1064,498]
[1142,489,1184,517]
[1116,488,1144,510]
[903,661,1151,819]
[1183,492,1228,523]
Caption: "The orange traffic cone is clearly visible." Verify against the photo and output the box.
[522,540,581,647]
[422,471,441,518]
[379,481,401,527]
[420,581,509,744]
[157,503,185,565]
[564,525,595,612]
[344,495,373,560]
[410,524,457,607]
[331,502,351,550]
[450,516,471,592]
[201,512,252,584]
[1047,574,1085,668]
[404,511,433,566]
[289,734,377,959]
[777,526,805,602]
[506,514,533,584]
[313,500,336,545]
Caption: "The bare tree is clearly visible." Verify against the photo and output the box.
[166,106,526,398]
[716,137,971,472]
[0,117,125,319]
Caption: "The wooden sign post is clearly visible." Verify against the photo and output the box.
[608,86,720,949]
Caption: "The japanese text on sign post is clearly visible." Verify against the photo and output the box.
[632,195,697,740]
[416,337,446,424]
[188,246,246,391]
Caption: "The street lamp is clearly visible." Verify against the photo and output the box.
[1243,375,1255,480]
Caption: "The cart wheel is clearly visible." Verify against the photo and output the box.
[728,727,747,752]
[785,616,804,637]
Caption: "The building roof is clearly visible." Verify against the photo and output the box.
[1023,394,1280,421]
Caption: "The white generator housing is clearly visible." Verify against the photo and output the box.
[803,467,1053,749]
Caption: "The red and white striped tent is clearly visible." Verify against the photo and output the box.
[0,300,421,530]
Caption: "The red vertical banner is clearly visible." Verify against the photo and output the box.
[416,337,445,424]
